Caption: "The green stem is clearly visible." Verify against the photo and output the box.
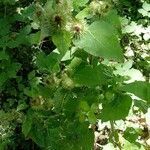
[110,121,122,150]
[4,6,7,18]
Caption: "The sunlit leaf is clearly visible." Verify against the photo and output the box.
[74,21,123,62]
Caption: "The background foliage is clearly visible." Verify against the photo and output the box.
[0,0,149,150]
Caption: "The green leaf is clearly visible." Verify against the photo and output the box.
[0,61,21,85]
[17,103,28,111]
[0,0,16,5]
[24,87,39,98]
[79,101,90,112]
[87,111,97,124]
[29,122,46,147]
[73,0,89,10]
[7,62,21,78]
[72,65,108,87]
[36,52,59,72]
[29,116,61,148]
[123,141,145,150]
[0,19,10,36]
[64,96,79,120]
[21,4,35,19]
[123,127,139,144]
[65,122,94,150]
[36,52,50,71]
[121,81,150,102]
[74,123,94,150]
[100,94,132,121]
[38,85,53,99]
[0,50,9,60]
[46,128,61,148]
[29,32,41,45]
[67,57,82,75]
[134,100,148,113]
[0,72,8,87]
[142,2,150,11]
[102,9,121,33]
[22,112,33,137]
[52,30,71,56]
[76,7,90,19]
[74,21,123,62]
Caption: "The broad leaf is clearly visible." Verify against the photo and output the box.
[123,127,140,144]
[29,122,47,147]
[52,30,71,56]
[7,62,21,78]
[87,111,97,124]
[29,115,62,148]
[121,81,150,102]
[76,7,90,19]
[22,111,33,137]
[79,101,90,112]
[0,50,9,60]
[72,65,108,87]
[64,122,94,150]
[73,0,89,10]
[100,94,132,121]
[29,32,41,45]
[102,9,121,33]
[0,72,8,87]
[134,100,148,113]
[0,19,10,36]
[74,21,123,62]
[73,122,94,150]
[36,52,59,72]
[0,61,21,82]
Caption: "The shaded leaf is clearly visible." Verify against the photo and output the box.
[72,65,108,87]
[36,52,59,72]
[22,112,33,137]
[0,50,9,60]
[100,94,132,121]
